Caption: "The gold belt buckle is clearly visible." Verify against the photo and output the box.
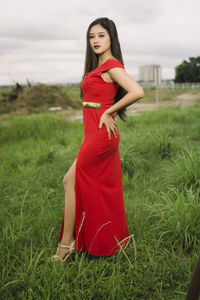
[83,101,101,109]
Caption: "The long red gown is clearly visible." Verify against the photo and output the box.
[58,59,131,256]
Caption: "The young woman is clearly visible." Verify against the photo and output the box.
[51,17,144,262]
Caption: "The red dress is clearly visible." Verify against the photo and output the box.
[58,59,131,256]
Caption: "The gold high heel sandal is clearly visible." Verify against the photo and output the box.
[50,240,76,262]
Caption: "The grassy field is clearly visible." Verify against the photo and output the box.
[1,85,200,115]
[0,85,82,115]
[140,87,200,103]
[0,103,200,299]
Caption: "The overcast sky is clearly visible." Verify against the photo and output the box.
[0,0,199,85]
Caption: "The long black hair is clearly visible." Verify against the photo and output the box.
[79,17,127,121]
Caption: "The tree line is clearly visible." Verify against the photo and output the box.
[175,56,200,83]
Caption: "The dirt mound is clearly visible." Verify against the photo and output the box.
[173,92,200,107]
[0,83,81,114]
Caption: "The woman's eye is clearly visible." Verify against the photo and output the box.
[89,35,104,39]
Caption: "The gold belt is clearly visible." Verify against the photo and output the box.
[83,101,101,109]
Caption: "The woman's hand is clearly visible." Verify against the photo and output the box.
[99,112,118,140]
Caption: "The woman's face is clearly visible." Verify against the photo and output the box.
[89,24,111,55]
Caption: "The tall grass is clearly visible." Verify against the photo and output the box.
[0,113,81,144]
[169,149,200,191]
[0,105,200,299]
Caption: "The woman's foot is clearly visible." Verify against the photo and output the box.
[50,240,75,262]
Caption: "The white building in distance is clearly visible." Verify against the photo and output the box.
[139,64,162,84]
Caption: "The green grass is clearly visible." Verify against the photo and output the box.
[0,105,200,299]
[134,88,200,103]
[0,87,12,100]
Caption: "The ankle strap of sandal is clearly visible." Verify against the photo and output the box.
[58,241,75,251]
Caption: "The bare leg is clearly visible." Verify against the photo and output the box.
[56,158,77,258]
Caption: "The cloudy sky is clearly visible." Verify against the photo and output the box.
[0,0,199,85]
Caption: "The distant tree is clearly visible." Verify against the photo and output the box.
[174,56,200,83]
